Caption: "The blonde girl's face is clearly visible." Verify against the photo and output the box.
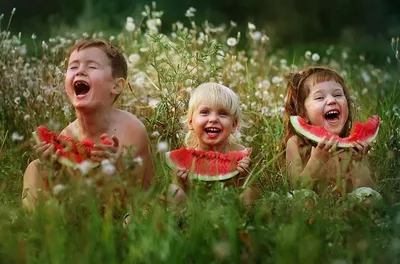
[189,102,237,152]
[304,80,349,135]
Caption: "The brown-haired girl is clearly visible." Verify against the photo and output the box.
[282,66,380,198]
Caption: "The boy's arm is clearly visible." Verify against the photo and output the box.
[124,121,154,190]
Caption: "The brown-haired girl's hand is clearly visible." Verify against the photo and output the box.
[310,136,339,163]
[351,140,372,161]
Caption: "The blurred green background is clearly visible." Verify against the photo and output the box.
[1,0,400,61]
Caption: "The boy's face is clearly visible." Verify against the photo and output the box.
[65,47,120,110]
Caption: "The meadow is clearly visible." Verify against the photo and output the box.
[1,5,400,263]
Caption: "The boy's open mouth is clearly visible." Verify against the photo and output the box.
[324,110,340,123]
[74,81,90,96]
[205,127,221,136]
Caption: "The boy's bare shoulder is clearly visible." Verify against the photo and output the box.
[116,109,146,132]
[60,120,78,137]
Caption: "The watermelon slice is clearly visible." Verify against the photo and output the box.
[165,147,249,181]
[290,115,380,148]
[33,126,112,168]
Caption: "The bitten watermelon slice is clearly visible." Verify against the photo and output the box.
[33,126,112,168]
[165,147,249,181]
[290,115,380,148]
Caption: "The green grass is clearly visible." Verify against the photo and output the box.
[1,6,400,263]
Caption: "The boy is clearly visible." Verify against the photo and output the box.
[22,39,154,211]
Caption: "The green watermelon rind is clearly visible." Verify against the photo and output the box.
[32,130,100,169]
[290,115,380,148]
[165,151,241,182]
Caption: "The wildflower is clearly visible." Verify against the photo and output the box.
[213,240,231,261]
[11,132,24,142]
[11,8,16,15]
[36,95,44,102]
[151,131,160,138]
[251,31,262,41]
[23,114,30,121]
[133,156,143,167]
[230,21,237,27]
[261,106,269,115]
[245,136,253,142]
[23,90,30,98]
[141,11,147,17]
[272,76,282,84]
[42,41,48,50]
[14,97,21,105]
[361,71,371,83]
[341,51,348,59]
[146,19,159,33]
[63,105,71,117]
[185,7,196,18]
[125,17,136,32]
[361,88,368,95]
[311,53,320,62]
[31,34,36,40]
[128,53,141,64]
[157,141,169,153]
[52,184,66,196]
[101,159,116,176]
[227,37,237,47]
[77,160,94,175]
[148,98,160,109]
[248,22,256,31]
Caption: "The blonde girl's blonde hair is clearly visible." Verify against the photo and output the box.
[184,82,244,148]
[281,66,354,150]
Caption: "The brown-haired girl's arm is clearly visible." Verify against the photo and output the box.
[286,136,336,188]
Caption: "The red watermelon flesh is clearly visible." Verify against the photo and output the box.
[165,147,249,181]
[290,115,380,148]
[34,126,112,167]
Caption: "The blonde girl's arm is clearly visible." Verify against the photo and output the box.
[286,136,333,187]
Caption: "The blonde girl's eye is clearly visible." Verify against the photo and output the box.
[199,109,209,115]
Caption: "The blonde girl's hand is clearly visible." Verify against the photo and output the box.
[237,156,251,177]
[352,140,372,161]
[91,134,122,164]
[176,168,190,190]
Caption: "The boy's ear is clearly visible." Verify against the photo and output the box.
[112,78,126,95]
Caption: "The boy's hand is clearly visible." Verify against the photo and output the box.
[33,141,61,165]
[351,140,371,161]
[91,134,122,165]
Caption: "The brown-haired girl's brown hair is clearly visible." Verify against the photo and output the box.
[282,66,354,149]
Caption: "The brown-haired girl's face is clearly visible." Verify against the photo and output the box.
[304,80,349,135]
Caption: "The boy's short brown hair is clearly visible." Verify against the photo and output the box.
[68,39,128,80]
